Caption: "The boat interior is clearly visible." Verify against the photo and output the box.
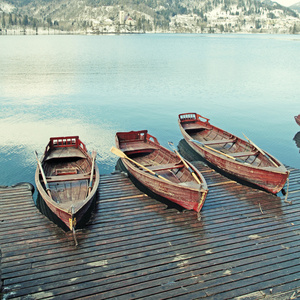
[182,121,274,168]
[41,147,93,205]
[120,139,200,186]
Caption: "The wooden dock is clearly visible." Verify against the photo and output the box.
[1,153,300,299]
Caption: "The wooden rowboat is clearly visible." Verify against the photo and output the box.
[179,113,289,194]
[295,114,300,126]
[35,136,99,242]
[112,130,208,214]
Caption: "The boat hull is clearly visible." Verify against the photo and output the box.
[179,114,289,194]
[115,130,208,213]
[35,185,98,230]
[295,115,300,126]
[35,136,100,230]
[121,158,207,212]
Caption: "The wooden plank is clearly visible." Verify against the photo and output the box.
[203,138,236,145]
[6,235,300,299]
[121,142,157,153]
[147,163,184,171]
[230,151,258,157]
[46,173,90,182]
[2,206,300,282]
[0,164,299,299]
[183,123,209,131]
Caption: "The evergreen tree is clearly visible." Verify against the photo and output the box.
[9,13,13,26]
[32,18,38,28]
[137,18,142,30]
[22,15,29,26]
[47,17,52,27]
[2,13,6,28]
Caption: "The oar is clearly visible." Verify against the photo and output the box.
[168,141,201,185]
[242,133,278,167]
[110,146,170,182]
[34,151,52,199]
[88,150,97,195]
[190,139,237,161]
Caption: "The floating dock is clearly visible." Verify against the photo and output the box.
[1,154,300,299]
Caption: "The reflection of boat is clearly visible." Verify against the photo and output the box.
[178,113,289,194]
[293,131,300,151]
[295,114,300,126]
[35,136,99,237]
[113,130,208,213]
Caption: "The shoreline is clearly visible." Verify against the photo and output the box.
[1,27,299,36]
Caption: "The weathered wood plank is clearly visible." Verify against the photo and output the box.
[0,164,299,299]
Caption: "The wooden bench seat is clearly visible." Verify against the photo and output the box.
[183,123,212,131]
[45,147,86,161]
[230,151,258,158]
[203,138,236,145]
[121,142,157,153]
[179,181,201,188]
[147,163,184,172]
[46,173,91,182]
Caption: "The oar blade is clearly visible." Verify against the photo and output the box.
[168,141,176,152]
[34,150,40,161]
[91,150,97,160]
[110,146,126,159]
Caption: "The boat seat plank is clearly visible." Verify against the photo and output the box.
[46,173,91,182]
[45,148,86,161]
[183,123,212,131]
[178,181,201,188]
[230,151,258,158]
[147,163,184,172]
[203,138,236,145]
[121,142,157,153]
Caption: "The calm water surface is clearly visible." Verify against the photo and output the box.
[0,34,299,188]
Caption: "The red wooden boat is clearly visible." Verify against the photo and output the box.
[295,114,300,126]
[35,136,99,239]
[179,113,289,194]
[113,130,208,213]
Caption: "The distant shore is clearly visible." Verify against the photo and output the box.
[1,26,299,35]
[0,27,145,35]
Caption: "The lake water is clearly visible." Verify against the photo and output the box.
[0,34,299,188]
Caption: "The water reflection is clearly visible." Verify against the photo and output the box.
[0,114,117,186]
[0,37,81,102]
[293,132,300,152]
[1,35,300,188]
[1,73,76,102]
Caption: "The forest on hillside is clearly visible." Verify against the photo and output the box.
[1,0,299,34]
